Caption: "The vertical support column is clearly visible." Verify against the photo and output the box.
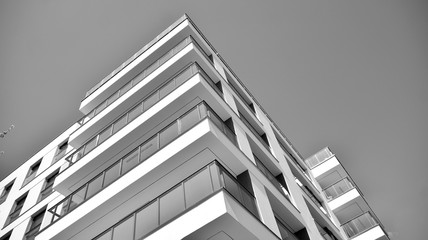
[254,106,324,240]
[249,172,281,237]
[212,55,227,80]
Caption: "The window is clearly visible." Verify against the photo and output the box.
[39,170,59,202]
[7,193,27,225]
[25,209,45,240]
[53,140,68,163]
[0,181,14,204]
[23,160,41,186]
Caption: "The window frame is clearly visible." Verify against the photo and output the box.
[7,193,28,225]
[23,160,41,186]
[38,170,59,202]
[0,180,14,204]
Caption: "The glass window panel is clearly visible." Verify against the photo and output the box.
[84,137,97,155]
[208,112,223,130]
[159,122,178,148]
[119,81,132,97]
[140,136,158,162]
[199,104,207,119]
[86,174,103,199]
[95,101,107,115]
[98,126,112,145]
[107,91,120,106]
[240,188,257,216]
[159,80,176,99]
[159,185,185,224]
[145,61,158,76]
[179,108,199,133]
[184,168,212,206]
[133,68,147,86]
[174,38,188,54]
[72,148,84,163]
[158,50,172,66]
[128,103,142,122]
[112,216,134,240]
[121,148,139,174]
[69,186,86,212]
[143,92,159,111]
[95,230,112,240]
[104,162,121,187]
[87,110,95,119]
[135,201,159,239]
[222,172,241,202]
[113,115,127,134]
[174,66,193,87]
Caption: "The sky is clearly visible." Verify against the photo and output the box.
[0,0,427,239]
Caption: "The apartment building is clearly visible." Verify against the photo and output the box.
[0,15,389,240]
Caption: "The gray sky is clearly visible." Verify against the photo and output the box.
[1,0,427,239]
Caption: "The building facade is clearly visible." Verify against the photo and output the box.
[0,15,389,240]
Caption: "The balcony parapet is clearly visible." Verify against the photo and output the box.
[323,177,354,201]
[305,147,335,169]
[91,160,258,240]
[341,212,385,239]
[38,102,237,234]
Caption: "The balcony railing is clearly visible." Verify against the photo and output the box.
[305,148,334,169]
[92,160,258,240]
[64,63,222,173]
[323,177,354,201]
[342,212,379,238]
[39,102,237,233]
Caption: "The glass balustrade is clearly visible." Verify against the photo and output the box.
[64,63,224,173]
[342,212,379,238]
[39,102,237,233]
[78,37,193,126]
[323,178,354,201]
[92,161,257,240]
[305,148,334,169]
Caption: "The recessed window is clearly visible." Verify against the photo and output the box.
[23,160,41,186]
[7,193,27,225]
[53,140,68,163]
[0,181,14,204]
[39,170,59,202]
[25,208,45,240]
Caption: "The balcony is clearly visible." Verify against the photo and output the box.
[323,177,358,201]
[78,36,193,129]
[37,102,244,238]
[91,161,259,240]
[70,37,209,147]
[342,212,388,240]
[305,147,334,169]
[66,63,206,169]
[55,61,227,194]
[80,16,204,115]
